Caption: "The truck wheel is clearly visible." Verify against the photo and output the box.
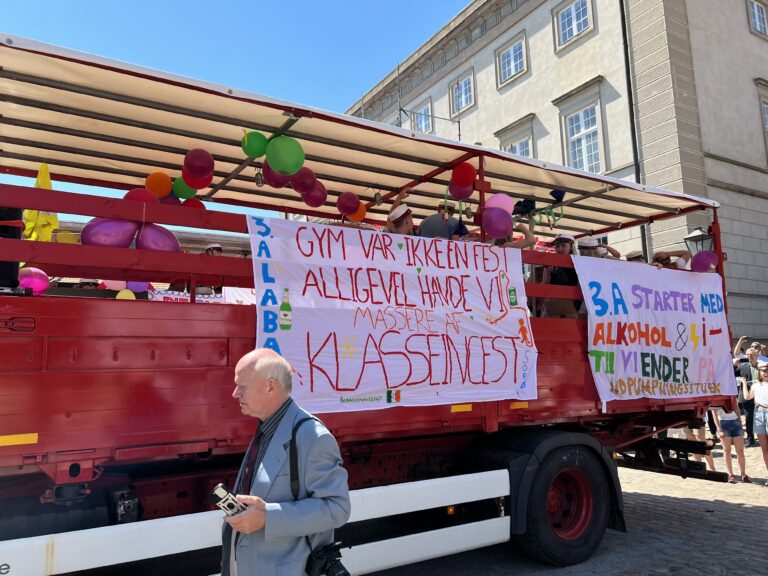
[514,446,610,566]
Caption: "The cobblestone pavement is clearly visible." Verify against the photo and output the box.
[374,438,768,576]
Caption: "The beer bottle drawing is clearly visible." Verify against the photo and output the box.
[507,287,518,306]
[279,287,292,330]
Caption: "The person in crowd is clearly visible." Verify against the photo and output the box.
[78,278,100,290]
[386,190,416,235]
[712,404,750,483]
[652,249,691,270]
[540,234,579,317]
[624,250,646,263]
[683,421,717,474]
[494,222,536,249]
[577,237,621,259]
[205,243,224,256]
[733,335,750,357]
[222,348,351,576]
[737,347,759,447]
[743,360,768,484]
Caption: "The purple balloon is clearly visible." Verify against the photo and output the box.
[290,167,317,195]
[18,267,49,295]
[159,194,182,206]
[448,180,473,201]
[262,161,290,188]
[81,218,140,248]
[337,192,360,216]
[127,281,149,293]
[691,250,718,273]
[303,181,328,208]
[135,223,181,252]
[482,207,513,239]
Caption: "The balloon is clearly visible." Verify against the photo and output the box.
[182,165,213,190]
[347,203,367,222]
[160,194,182,206]
[451,162,476,187]
[172,177,198,199]
[486,193,515,213]
[241,131,268,158]
[448,180,473,201]
[81,218,140,248]
[302,181,327,208]
[691,250,718,273]
[55,231,79,244]
[18,267,49,295]
[127,281,149,292]
[183,148,214,179]
[265,136,304,175]
[135,223,181,252]
[290,167,317,195]
[482,207,513,239]
[124,187,159,204]
[115,289,136,300]
[103,280,127,291]
[181,198,206,210]
[262,161,291,188]
[145,172,172,198]
[337,192,360,216]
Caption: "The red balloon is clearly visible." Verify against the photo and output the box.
[262,161,290,188]
[290,167,317,195]
[303,181,327,208]
[337,192,360,216]
[448,180,473,200]
[183,148,214,179]
[182,165,213,190]
[124,187,159,204]
[181,198,206,210]
[452,162,476,188]
[159,194,182,206]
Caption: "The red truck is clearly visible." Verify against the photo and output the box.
[0,36,733,575]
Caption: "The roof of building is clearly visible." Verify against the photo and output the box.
[0,35,718,240]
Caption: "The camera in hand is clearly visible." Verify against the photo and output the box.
[306,542,349,576]
[210,483,247,516]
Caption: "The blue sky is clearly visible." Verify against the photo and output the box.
[1,0,468,220]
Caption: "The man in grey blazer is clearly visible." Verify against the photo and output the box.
[222,348,351,576]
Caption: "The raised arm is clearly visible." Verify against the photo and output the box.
[501,223,535,249]
[733,336,748,357]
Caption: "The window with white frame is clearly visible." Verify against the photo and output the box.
[749,0,768,36]
[566,104,601,173]
[506,136,531,157]
[495,114,535,159]
[556,0,591,47]
[412,100,432,133]
[496,33,527,86]
[450,72,474,116]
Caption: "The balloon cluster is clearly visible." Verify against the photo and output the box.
[448,162,476,201]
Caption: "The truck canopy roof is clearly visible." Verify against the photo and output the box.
[0,34,718,239]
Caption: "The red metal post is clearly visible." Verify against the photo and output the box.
[478,155,486,243]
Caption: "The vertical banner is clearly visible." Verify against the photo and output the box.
[572,257,735,403]
[249,217,538,413]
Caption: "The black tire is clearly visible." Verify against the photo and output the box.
[513,446,610,566]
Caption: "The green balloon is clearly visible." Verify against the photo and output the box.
[241,131,268,158]
[265,136,305,175]
[172,177,197,199]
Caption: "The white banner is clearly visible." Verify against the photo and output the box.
[248,217,538,413]
[572,256,735,403]
[222,286,258,305]
[148,290,223,304]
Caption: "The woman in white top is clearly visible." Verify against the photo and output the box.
[743,361,768,485]
[711,399,749,483]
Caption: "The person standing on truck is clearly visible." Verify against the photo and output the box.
[386,190,416,235]
[221,348,351,576]
[652,249,691,269]
[743,361,768,484]
[737,348,759,447]
[494,221,536,249]
[577,237,621,259]
[540,234,580,318]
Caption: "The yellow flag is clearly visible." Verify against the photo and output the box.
[23,163,59,242]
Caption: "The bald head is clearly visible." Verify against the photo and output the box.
[237,349,293,394]
[233,349,293,419]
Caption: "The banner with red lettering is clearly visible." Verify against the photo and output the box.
[572,256,735,403]
[248,217,538,413]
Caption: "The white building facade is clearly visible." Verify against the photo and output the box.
[349,0,768,341]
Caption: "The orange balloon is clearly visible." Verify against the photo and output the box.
[145,172,173,198]
[348,203,367,222]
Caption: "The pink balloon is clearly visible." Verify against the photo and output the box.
[124,188,159,204]
[303,181,328,208]
[160,194,182,206]
[103,280,127,290]
[482,207,513,239]
[485,193,515,213]
[135,223,181,252]
[337,192,360,216]
[290,167,317,195]
[81,218,140,248]
[18,267,49,295]
[182,165,213,190]
[448,180,473,201]
[262,161,290,188]
[691,250,718,273]
[183,148,214,179]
